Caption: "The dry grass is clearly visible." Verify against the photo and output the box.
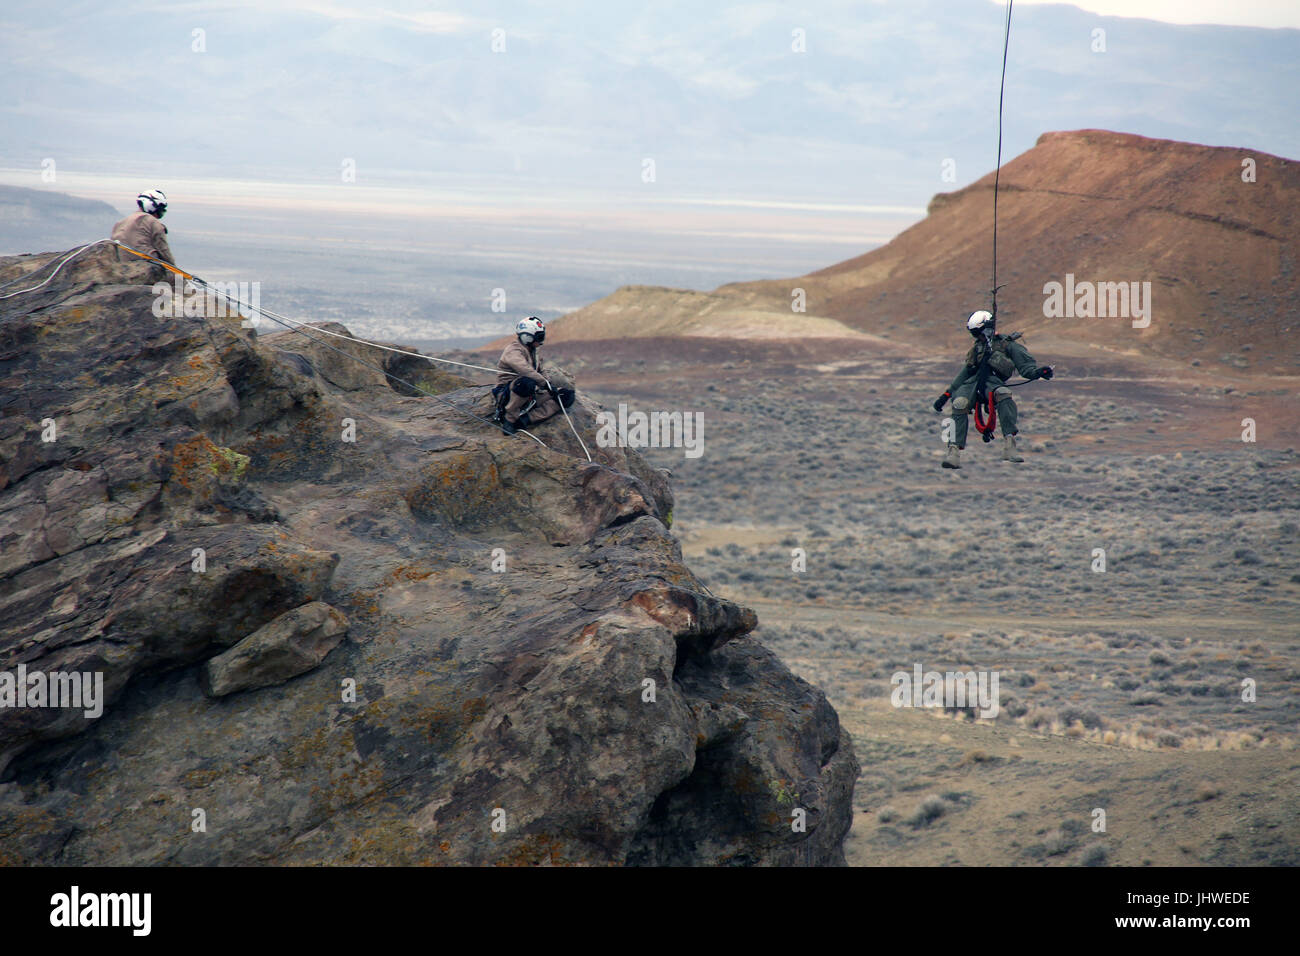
[572,336,1300,866]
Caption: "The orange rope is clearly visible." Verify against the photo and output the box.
[114,242,197,280]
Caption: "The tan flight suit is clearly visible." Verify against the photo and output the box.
[111,212,174,282]
[111,212,174,263]
[496,339,564,425]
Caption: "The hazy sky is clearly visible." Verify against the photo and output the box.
[1015,0,1300,29]
[3,1,1296,250]
[2,0,1296,337]
[232,0,1300,30]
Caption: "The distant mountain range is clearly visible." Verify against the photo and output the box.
[2,0,1297,207]
[0,185,120,253]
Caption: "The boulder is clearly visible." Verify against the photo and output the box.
[201,601,349,698]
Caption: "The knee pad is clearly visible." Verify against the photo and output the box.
[952,395,970,413]
[992,386,1012,402]
[511,377,537,397]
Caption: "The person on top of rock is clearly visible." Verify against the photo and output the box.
[492,316,575,434]
[110,189,175,278]
[932,309,1054,469]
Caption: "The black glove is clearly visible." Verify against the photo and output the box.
[557,387,576,408]
[1035,366,1054,380]
[933,391,951,412]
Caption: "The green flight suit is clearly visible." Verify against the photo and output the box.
[945,334,1042,448]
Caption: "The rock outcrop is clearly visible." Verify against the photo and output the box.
[550,131,1300,371]
[0,246,857,865]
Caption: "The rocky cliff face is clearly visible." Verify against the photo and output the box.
[0,246,857,865]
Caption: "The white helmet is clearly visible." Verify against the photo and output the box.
[137,188,168,217]
[967,310,994,334]
[515,316,545,345]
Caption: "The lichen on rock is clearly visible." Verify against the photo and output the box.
[0,246,857,866]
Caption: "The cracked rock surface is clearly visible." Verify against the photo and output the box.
[0,247,857,865]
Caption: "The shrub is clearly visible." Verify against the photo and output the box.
[907,795,949,828]
[1044,829,1073,856]
[1081,845,1108,867]
[1058,707,1103,730]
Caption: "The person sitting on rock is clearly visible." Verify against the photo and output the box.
[492,316,575,434]
[111,189,175,280]
[932,309,1054,468]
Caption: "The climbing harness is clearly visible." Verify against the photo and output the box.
[971,331,1000,441]
[969,330,1040,442]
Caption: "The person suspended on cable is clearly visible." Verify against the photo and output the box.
[110,189,175,281]
[932,309,1054,468]
[492,316,576,435]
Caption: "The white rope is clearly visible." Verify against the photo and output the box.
[256,316,504,376]
[265,309,585,455]
[241,289,576,454]
[0,239,113,299]
[554,386,594,463]
[181,277,548,447]
[10,237,568,453]
[181,276,550,448]
[3,239,503,381]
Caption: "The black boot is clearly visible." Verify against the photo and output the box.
[490,384,509,424]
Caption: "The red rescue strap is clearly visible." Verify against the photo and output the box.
[973,390,997,439]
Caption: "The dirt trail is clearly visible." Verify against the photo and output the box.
[836,696,1299,867]
[738,592,1299,866]
[742,595,1298,644]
